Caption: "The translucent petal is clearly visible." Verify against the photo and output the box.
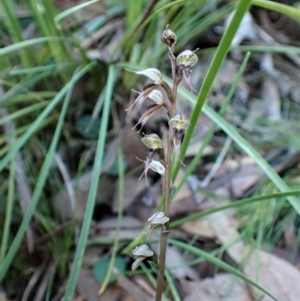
[148,211,169,224]
[134,68,162,84]
[148,89,164,105]
[149,160,165,176]
[131,257,146,272]
[132,244,154,257]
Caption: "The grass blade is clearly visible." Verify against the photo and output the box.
[172,0,252,180]
[54,0,100,28]
[0,63,94,281]
[176,52,251,191]
[0,63,96,171]
[0,37,66,57]
[252,0,300,22]
[0,149,15,263]
[175,79,300,215]
[169,238,278,301]
[98,147,124,294]
[171,190,300,228]
[202,104,300,214]
[63,65,115,301]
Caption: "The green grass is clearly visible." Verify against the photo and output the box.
[0,0,299,300]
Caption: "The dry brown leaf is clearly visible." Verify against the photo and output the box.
[181,188,237,242]
[164,246,199,280]
[181,217,216,240]
[90,229,141,245]
[82,246,104,268]
[0,290,7,301]
[183,288,213,301]
[182,273,253,301]
[172,169,192,203]
[112,176,148,212]
[96,216,144,230]
[54,0,106,20]
[211,151,298,200]
[169,170,214,217]
[116,273,154,301]
[228,165,262,198]
[54,172,115,221]
[132,275,155,298]
[77,269,99,300]
[243,250,300,301]
[186,140,213,157]
[261,78,281,121]
[121,125,148,169]
[205,209,246,264]
[149,244,199,281]
[205,157,262,199]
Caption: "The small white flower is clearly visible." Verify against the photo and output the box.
[131,257,146,272]
[131,244,154,272]
[132,244,154,257]
[144,211,169,236]
[133,68,162,84]
[148,211,169,225]
[149,160,165,176]
[148,90,164,105]
[125,85,159,112]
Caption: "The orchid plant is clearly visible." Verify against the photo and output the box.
[126,25,198,301]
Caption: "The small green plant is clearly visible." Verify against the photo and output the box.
[126,25,198,301]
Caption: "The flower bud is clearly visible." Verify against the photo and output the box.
[176,50,198,69]
[161,25,177,48]
[141,134,163,150]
